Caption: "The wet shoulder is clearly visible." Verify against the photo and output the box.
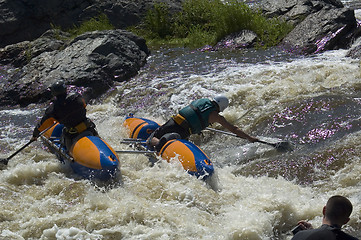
[66,93,85,105]
[292,226,337,240]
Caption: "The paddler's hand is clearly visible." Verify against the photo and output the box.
[297,220,313,230]
[30,136,38,142]
[32,127,40,142]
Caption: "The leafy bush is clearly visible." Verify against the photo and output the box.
[132,0,293,48]
[67,13,115,38]
[144,2,173,38]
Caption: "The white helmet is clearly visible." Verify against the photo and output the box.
[213,95,229,112]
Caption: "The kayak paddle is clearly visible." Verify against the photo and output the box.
[0,122,57,166]
[205,127,293,152]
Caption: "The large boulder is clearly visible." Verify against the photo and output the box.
[281,7,358,54]
[255,0,359,54]
[257,0,344,25]
[0,30,70,67]
[0,0,184,48]
[0,0,95,48]
[0,29,150,107]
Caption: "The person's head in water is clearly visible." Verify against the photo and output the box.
[50,81,67,98]
[213,95,229,112]
[324,195,353,227]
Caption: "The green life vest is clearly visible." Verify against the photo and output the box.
[178,98,217,134]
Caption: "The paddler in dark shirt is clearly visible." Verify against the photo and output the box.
[147,95,259,152]
[291,195,359,240]
[31,80,98,151]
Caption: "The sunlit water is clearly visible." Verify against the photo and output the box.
[1,3,361,240]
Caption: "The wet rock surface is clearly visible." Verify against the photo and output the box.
[0,29,149,107]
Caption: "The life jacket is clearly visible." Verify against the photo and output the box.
[33,93,97,141]
[178,98,217,134]
[36,93,87,133]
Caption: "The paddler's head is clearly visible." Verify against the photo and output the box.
[50,80,67,99]
[213,95,229,112]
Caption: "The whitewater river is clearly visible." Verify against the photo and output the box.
[1,7,361,240]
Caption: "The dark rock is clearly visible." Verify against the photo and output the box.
[346,43,361,58]
[0,29,150,107]
[346,26,361,58]
[0,0,184,48]
[255,0,360,54]
[281,7,357,54]
[217,0,359,54]
[214,30,258,50]
[257,0,344,25]
[96,0,183,29]
[0,0,95,48]
[0,29,70,67]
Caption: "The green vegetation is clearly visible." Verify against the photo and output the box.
[51,13,115,40]
[131,0,293,48]
[67,13,114,38]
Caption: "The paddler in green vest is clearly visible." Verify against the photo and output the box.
[147,95,259,151]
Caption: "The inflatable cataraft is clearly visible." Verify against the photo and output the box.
[40,121,120,181]
[123,114,214,179]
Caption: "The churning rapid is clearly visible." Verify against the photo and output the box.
[1,26,361,240]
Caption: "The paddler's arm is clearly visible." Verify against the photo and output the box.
[209,111,259,143]
[31,105,56,140]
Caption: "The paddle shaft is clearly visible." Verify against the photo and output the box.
[205,127,276,147]
[0,122,57,165]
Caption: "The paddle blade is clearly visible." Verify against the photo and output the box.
[0,158,9,166]
[274,141,294,152]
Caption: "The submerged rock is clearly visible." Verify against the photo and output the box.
[214,30,258,50]
[346,36,361,58]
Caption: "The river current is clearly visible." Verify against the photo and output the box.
[1,5,361,240]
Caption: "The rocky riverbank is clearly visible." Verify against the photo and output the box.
[0,0,360,107]
[0,29,150,107]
